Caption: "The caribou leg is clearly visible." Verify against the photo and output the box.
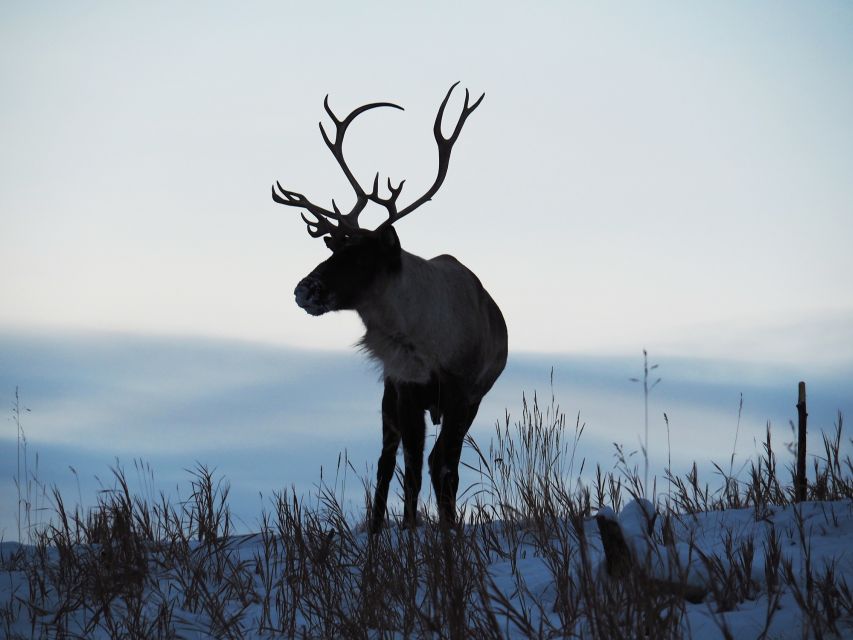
[398,383,427,528]
[428,400,481,525]
[370,380,401,533]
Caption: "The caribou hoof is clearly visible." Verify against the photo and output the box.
[401,512,423,530]
[368,516,385,535]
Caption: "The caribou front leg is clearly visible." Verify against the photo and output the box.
[398,383,426,528]
[370,380,401,533]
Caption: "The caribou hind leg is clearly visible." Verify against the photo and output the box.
[428,399,481,526]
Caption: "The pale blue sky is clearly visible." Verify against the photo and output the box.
[2,1,852,365]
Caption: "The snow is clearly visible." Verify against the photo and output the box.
[2,499,851,638]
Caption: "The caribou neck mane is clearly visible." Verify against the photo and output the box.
[356,249,474,385]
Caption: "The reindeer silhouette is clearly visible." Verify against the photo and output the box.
[273,84,507,531]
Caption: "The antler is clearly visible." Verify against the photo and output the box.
[376,82,484,230]
[272,83,483,238]
[272,97,403,238]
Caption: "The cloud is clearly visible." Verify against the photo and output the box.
[1,330,382,451]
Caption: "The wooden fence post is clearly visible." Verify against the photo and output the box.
[795,381,808,502]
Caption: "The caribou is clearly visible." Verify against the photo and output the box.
[272,83,507,531]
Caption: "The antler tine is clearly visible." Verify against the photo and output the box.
[387,177,405,200]
[300,211,341,239]
[438,83,485,146]
[272,182,349,238]
[366,173,406,218]
[378,82,484,228]
[272,182,344,221]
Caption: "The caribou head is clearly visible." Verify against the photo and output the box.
[272,82,483,315]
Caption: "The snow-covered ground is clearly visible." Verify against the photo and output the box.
[2,496,851,638]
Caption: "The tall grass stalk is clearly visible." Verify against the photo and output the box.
[630,349,661,498]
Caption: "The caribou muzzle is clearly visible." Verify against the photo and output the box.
[294,276,335,316]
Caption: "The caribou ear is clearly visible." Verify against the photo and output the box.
[378,225,400,253]
[324,235,339,252]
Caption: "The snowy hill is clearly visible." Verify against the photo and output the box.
[1,497,851,638]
